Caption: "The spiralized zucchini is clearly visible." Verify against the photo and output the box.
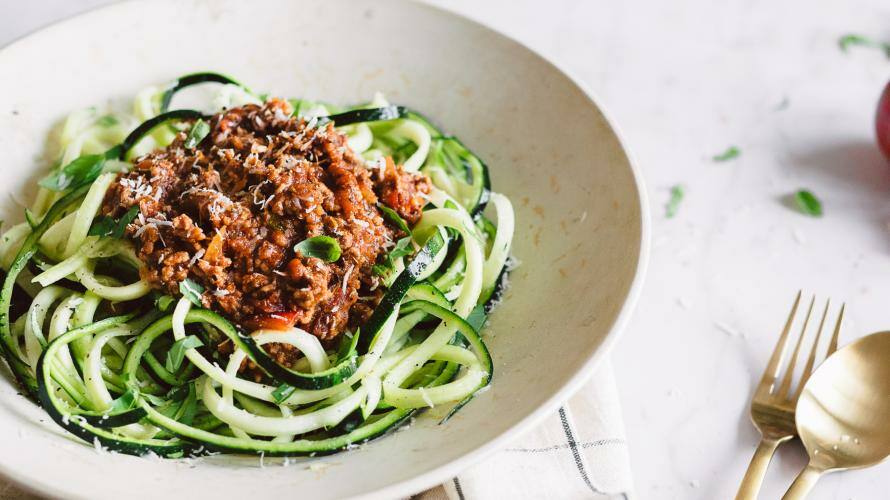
[0,73,515,458]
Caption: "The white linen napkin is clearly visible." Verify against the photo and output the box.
[415,359,634,499]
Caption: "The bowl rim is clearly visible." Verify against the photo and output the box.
[0,1,651,498]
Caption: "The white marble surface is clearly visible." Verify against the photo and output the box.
[4,1,890,499]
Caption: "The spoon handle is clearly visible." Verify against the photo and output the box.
[782,463,823,499]
[735,437,782,500]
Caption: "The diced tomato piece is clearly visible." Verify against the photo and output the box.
[243,311,300,331]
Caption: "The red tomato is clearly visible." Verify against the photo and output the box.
[243,311,299,331]
[877,81,890,161]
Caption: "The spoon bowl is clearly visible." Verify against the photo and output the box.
[784,331,890,498]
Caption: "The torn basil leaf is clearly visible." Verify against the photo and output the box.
[184,119,210,149]
[88,206,139,239]
[294,235,341,262]
[165,335,204,373]
[179,278,205,307]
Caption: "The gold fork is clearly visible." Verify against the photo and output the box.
[735,292,844,500]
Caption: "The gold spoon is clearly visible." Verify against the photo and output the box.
[783,331,890,499]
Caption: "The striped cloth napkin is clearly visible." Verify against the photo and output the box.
[415,359,634,499]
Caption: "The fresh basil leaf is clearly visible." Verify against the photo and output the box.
[184,119,210,149]
[793,189,823,217]
[155,294,175,312]
[389,236,414,260]
[272,383,295,404]
[39,146,122,191]
[166,383,191,402]
[88,206,139,239]
[466,305,487,332]
[665,185,684,218]
[96,115,118,127]
[179,278,205,307]
[165,335,204,373]
[176,383,198,425]
[712,146,740,162]
[377,203,411,234]
[106,387,138,414]
[294,235,341,262]
[39,154,104,191]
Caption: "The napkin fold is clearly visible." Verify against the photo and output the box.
[415,359,634,499]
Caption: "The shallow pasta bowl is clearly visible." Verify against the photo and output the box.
[0,0,648,498]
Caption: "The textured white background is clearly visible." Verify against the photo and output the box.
[3,1,890,499]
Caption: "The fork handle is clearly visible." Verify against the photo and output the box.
[735,437,782,500]
[782,463,823,499]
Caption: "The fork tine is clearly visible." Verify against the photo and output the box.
[827,303,844,355]
[777,295,815,398]
[794,299,830,400]
[757,291,801,391]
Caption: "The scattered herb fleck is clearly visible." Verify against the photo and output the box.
[665,185,684,218]
[712,146,741,162]
[838,34,890,58]
[793,189,823,217]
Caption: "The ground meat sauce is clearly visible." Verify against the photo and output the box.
[101,99,430,361]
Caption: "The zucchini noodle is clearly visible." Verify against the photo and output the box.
[2,72,516,458]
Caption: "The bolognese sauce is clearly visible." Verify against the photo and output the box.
[100,99,430,354]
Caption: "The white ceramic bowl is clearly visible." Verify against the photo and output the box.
[0,1,648,498]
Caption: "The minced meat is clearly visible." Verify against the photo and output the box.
[100,99,430,346]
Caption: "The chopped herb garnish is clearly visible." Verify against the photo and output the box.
[184,119,210,149]
[106,388,137,414]
[372,236,416,276]
[272,383,295,404]
[39,146,121,192]
[294,235,341,262]
[712,146,741,162]
[389,236,414,260]
[838,34,890,57]
[179,278,205,306]
[665,185,684,218]
[88,206,139,239]
[466,305,487,332]
[377,203,411,234]
[155,294,175,312]
[174,382,198,425]
[96,115,118,127]
[793,189,823,217]
[165,336,204,373]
